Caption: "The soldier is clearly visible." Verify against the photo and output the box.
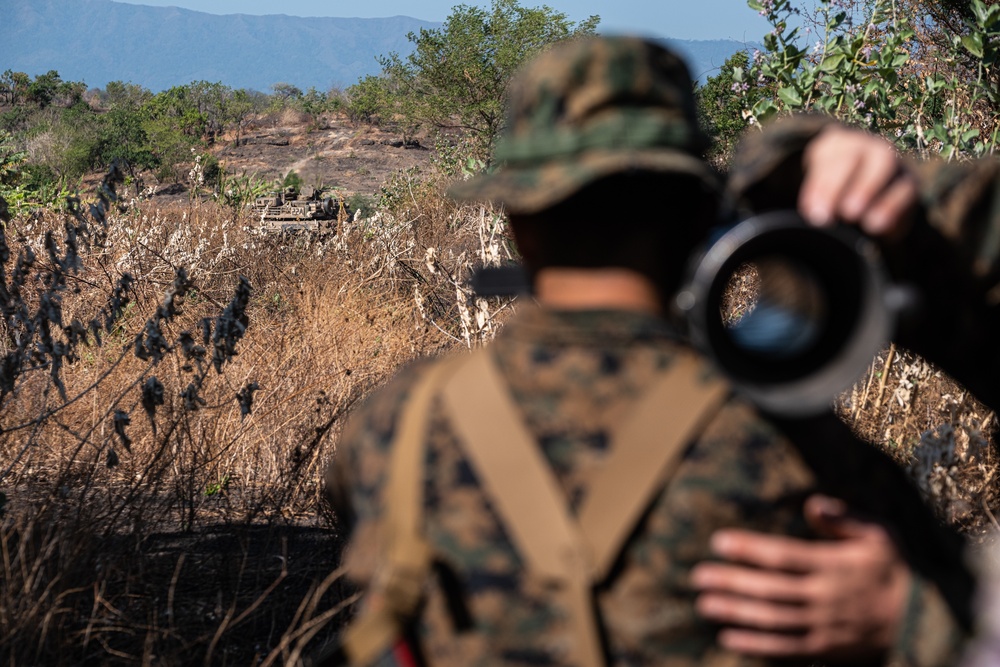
[325,36,973,666]
[690,119,1000,663]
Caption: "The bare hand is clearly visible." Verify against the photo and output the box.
[799,127,918,239]
[690,495,912,660]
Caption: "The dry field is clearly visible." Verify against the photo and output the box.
[1,157,996,665]
[0,164,513,665]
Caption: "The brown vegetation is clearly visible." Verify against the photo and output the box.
[0,164,512,664]
[2,110,996,666]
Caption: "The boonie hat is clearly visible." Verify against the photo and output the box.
[449,35,718,214]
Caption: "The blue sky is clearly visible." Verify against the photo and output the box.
[111,0,772,41]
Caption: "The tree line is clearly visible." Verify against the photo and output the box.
[0,71,349,189]
[2,0,997,213]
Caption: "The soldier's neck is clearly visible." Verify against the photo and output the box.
[533,268,662,314]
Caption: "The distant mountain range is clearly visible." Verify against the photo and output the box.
[0,0,757,92]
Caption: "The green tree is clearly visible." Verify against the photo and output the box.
[103,80,153,111]
[94,108,158,183]
[270,82,302,102]
[377,0,599,157]
[224,88,257,147]
[0,70,29,106]
[297,86,332,126]
[27,70,64,108]
[145,85,208,138]
[697,51,764,161]
[187,81,232,139]
[346,75,391,124]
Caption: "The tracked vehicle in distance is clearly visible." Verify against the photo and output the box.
[250,185,348,233]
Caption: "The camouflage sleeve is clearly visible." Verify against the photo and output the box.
[909,157,1000,281]
[325,359,435,587]
[889,574,968,667]
[882,159,1000,412]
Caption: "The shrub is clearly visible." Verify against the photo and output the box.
[374,0,600,159]
[739,0,1000,158]
[346,191,377,219]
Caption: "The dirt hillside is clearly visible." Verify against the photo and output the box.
[152,111,434,201]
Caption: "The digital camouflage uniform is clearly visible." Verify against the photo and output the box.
[326,37,974,667]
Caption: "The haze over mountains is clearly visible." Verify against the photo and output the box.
[1,0,756,92]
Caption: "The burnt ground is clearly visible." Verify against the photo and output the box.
[3,497,355,666]
[93,523,351,665]
[147,112,434,204]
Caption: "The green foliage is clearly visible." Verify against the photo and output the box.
[216,169,271,215]
[27,70,63,108]
[271,82,303,102]
[0,130,75,215]
[299,87,330,122]
[20,163,57,191]
[279,86,343,128]
[376,0,600,158]
[697,51,765,160]
[282,170,303,193]
[0,70,30,106]
[0,131,27,188]
[224,88,257,146]
[346,75,391,124]
[103,80,153,111]
[201,153,222,188]
[431,134,492,178]
[347,191,377,219]
[95,108,158,175]
[0,106,31,134]
[743,0,1000,158]
[204,475,232,497]
[145,85,209,138]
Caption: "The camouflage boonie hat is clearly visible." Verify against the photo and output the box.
[449,35,718,214]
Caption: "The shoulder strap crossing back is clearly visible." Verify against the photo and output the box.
[442,349,729,666]
[342,348,728,666]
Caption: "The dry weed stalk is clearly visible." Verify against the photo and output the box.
[839,347,999,536]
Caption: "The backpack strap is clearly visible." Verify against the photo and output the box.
[342,357,464,666]
[442,349,728,665]
[442,350,604,667]
[578,353,730,579]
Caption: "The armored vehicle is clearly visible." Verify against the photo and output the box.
[250,185,347,233]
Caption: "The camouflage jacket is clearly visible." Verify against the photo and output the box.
[328,304,971,667]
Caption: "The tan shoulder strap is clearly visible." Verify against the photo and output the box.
[442,350,604,667]
[442,349,728,666]
[579,353,730,578]
[342,357,463,665]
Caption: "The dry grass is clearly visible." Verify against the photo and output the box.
[0,167,513,665]
[2,160,996,665]
[839,347,999,537]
